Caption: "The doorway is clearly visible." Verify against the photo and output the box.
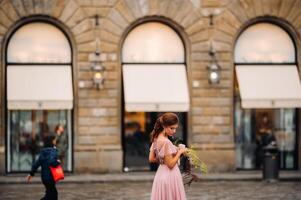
[123,112,186,171]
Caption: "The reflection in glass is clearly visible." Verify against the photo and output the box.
[7,22,71,63]
[234,23,295,63]
[9,110,72,172]
[234,103,297,169]
[122,22,185,63]
[235,97,256,169]
[274,109,296,169]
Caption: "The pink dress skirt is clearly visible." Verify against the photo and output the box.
[150,138,186,200]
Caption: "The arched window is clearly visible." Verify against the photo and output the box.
[6,22,73,172]
[122,22,185,63]
[234,22,299,170]
[7,22,71,63]
[235,23,295,63]
[122,22,188,112]
[121,22,189,171]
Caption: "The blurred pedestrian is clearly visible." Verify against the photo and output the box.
[256,114,276,167]
[54,124,68,167]
[26,132,60,200]
[149,113,187,200]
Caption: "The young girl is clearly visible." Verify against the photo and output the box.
[26,133,61,200]
[149,113,187,200]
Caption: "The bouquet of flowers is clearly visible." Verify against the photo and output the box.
[168,136,208,186]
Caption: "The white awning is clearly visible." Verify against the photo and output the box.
[7,65,73,110]
[236,65,301,108]
[122,64,190,112]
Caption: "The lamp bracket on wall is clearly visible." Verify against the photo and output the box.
[94,14,100,26]
[201,8,222,26]
[90,38,105,90]
[207,41,221,85]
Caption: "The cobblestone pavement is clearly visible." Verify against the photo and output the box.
[1,181,301,200]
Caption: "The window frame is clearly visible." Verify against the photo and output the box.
[4,17,75,173]
[120,19,189,171]
[233,19,299,170]
[234,22,297,64]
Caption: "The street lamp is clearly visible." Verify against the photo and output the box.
[91,64,105,90]
[90,38,105,90]
[207,42,221,84]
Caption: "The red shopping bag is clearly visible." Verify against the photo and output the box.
[50,165,64,182]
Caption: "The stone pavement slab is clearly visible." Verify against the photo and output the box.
[1,181,301,200]
[1,171,301,184]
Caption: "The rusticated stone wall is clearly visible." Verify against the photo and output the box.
[0,0,301,173]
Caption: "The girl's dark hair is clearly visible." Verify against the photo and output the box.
[43,132,56,148]
[150,112,179,142]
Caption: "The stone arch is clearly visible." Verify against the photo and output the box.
[106,0,203,81]
[120,16,190,58]
[117,16,192,110]
[110,0,201,29]
[0,1,86,166]
[214,0,301,63]
[101,0,203,146]
[98,0,204,99]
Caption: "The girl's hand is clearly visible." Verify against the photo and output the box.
[178,145,187,155]
[26,175,32,183]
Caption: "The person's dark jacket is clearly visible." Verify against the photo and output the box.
[30,147,60,182]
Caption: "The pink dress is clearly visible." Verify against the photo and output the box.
[150,138,186,200]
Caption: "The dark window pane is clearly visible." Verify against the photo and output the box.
[123,112,186,171]
[9,110,72,172]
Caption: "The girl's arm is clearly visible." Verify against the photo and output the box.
[164,147,186,169]
[149,149,157,163]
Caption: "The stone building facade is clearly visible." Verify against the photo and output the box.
[0,0,301,173]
